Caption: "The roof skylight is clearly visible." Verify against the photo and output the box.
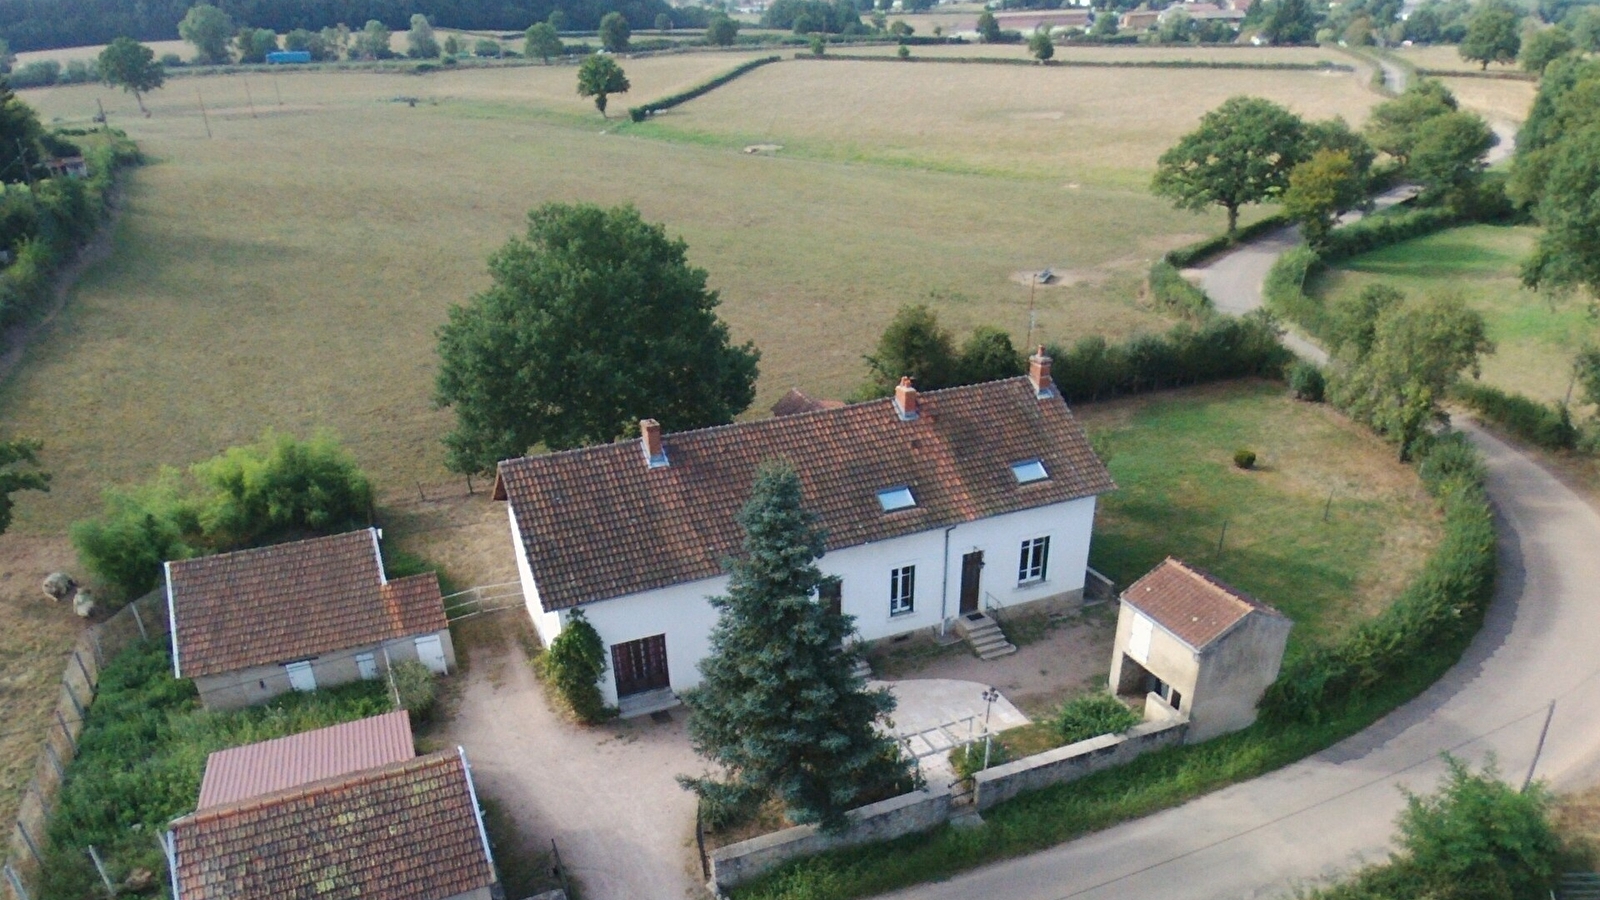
[877,486,916,512]
[1011,459,1049,484]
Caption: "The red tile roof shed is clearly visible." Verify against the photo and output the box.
[1122,558,1288,650]
[166,529,448,678]
[170,749,495,900]
[496,377,1115,612]
[197,710,415,809]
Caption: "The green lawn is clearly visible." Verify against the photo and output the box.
[1078,381,1441,652]
[1309,225,1598,410]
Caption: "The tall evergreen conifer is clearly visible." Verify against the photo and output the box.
[681,462,910,833]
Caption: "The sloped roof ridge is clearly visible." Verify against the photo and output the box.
[1164,556,1286,618]
[177,748,460,827]
[169,527,376,567]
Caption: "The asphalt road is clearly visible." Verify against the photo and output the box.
[883,423,1600,900]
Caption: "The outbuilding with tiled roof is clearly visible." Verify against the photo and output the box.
[1109,557,1292,743]
[167,745,498,900]
[495,353,1115,715]
[165,528,456,710]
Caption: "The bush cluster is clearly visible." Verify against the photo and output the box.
[1260,433,1496,725]
[949,740,1009,781]
[70,431,375,602]
[9,58,100,88]
[1287,360,1326,401]
[1055,692,1141,745]
[1048,313,1293,404]
[39,640,391,900]
[0,135,140,330]
[541,609,613,723]
[390,659,438,720]
[1455,382,1579,450]
[627,55,779,122]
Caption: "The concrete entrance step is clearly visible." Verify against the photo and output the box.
[954,611,1017,660]
[850,657,872,681]
[617,686,679,719]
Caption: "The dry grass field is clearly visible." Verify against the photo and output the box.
[636,59,1377,186]
[846,43,1345,63]
[1393,42,1515,73]
[1437,75,1538,133]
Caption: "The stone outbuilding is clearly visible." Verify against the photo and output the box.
[166,528,455,710]
[1109,558,1291,743]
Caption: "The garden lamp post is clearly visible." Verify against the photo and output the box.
[982,686,1000,770]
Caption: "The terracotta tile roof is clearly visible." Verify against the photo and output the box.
[1122,558,1288,650]
[170,749,495,900]
[495,377,1115,612]
[197,711,414,809]
[772,388,846,417]
[167,530,448,678]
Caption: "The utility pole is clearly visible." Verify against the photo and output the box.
[196,88,212,138]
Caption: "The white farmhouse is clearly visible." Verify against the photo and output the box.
[494,350,1116,715]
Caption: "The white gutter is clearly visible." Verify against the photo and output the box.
[162,829,181,900]
[937,524,957,636]
[164,562,181,677]
[458,746,498,879]
[370,526,387,584]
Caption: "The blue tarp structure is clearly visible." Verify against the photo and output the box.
[266,51,312,64]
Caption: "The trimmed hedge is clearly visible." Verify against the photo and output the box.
[627,55,782,121]
[1318,206,1459,263]
[1259,434,1496,725]
[1262,243,1330,341]
[1147,259,1212,319]
[1455,382,1579,451]
[1164,212,1294,269]
[806,54,1351,72]
[1047,314,1293,404]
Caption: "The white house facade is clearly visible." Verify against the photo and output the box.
[496,351,1116,714]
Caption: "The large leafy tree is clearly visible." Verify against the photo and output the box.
[1521,123,1600,296]
[407,14,440,59]
[1331,291,1494,460]
[0,77,45,184]
[97,37,164,115]
[1460,0,1523,69]
[1261,0,1320,43]
[680,462,909,833]
[0,439,49,535]
[433,202,759,473]
[1521,26,1576,74]
[1152,95,1308,233]
[599,11,631,51]
[1283,149,1363,245]
[178,4,234,64]
[575,54,629,116]
[524,22,563,62]
[1407,110,1494,197]
[1365,80,1458,165]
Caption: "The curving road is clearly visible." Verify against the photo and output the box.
[885,195,1600,900]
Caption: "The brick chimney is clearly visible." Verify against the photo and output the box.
[893,377,919,421]
[640,419,669,468]
[1028,346,1054,398]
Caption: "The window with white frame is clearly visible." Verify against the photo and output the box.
[1018,536,1050,584]
[889,565,915,616]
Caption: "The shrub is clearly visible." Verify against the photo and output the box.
[1319,206,1461,263]
[390,659,438,721]
[1055,692,1141,745]
[1288,360,1326,402]
[1262,244,1329,340]
[949,739,1009,781]
[1048,313,1292,404]
[11,59,61,88]
[473,38,501,57]
[897,44,910,58]
[543,609,612,723]
[1233,449,1257,469]
[1147,259,1213,319]
[1455,382,1578,451]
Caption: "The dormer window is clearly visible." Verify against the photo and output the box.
[1011,459,1048,484]
[877,486,916,512]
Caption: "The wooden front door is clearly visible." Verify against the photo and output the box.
[959,551,984,615]
[611,634,670,698]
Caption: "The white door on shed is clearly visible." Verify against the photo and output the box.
[414,634,448,674]
[284,660,317,692]
[356,652,378,680]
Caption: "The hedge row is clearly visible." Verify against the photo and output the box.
[1147,259,1212,319]
[1455,382,1579,451]
[628,55,781,121]
[1415,67,1536,82]
[1164,212,1294,269]
[0,134,141,330]
[809,54,1351,72]
[1259,433,1496,725]
[1318,205,1460,264]
[1046,314,1293,404]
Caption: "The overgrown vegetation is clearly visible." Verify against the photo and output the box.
[69,430,374,602]
[39,639,392,900]
[1055,693,1141,745]
[1046,314,1292,403]
[950,740,1009,781]
[1455,382,1578,450]
[390,658,438,721]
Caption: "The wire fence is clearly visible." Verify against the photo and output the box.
[3,590,168,900]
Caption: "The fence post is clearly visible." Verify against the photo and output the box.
[72,653,93,691]
[129,602,147,640]
[86,846,115,898]
[43,745,63,781]
[63,681,86,722]
[89,631,104,668]
[15,819,43,869]
[54,711,75,755]
[4,863,31,900]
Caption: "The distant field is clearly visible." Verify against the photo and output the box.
[1393,42,1489,73]
[635,58,1376,186]
[845,43,1346,64]
[1310,225,1597,410]
[2,52,1342,528]
[1437,76,1538,132]
[1079,380,1441,649]
[14,39,191,66]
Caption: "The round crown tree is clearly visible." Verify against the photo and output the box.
[98,38,164,116]
[576,54,630,117]
[1152,95,1307,233]
[433,202,759,473]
